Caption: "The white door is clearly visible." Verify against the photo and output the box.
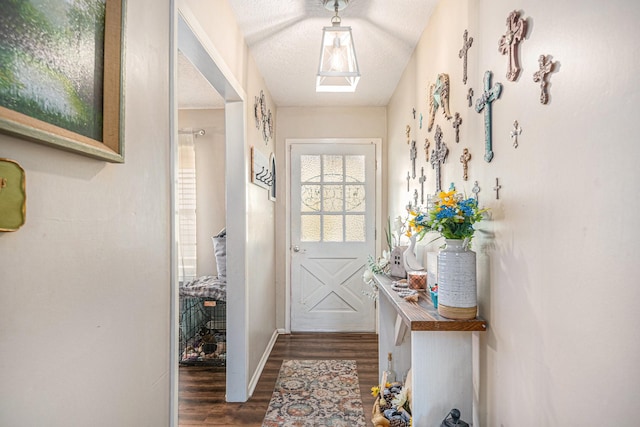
[290,142,376,332]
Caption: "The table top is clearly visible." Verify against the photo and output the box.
[374,274,487,332]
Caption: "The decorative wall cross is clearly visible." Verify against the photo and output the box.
[459,29,474,85]
[533,54,555,104]
[493,178,502,199]
[419,167,426,205]
[472,181,480,204]
[419,113,423,129]
[406,171,411,192]
[498,10,527,81]
[413,189,419,208]
[430,125,449,193]
[410,140,417,178]
[452,113,462,143]
[460,148,471,181]
[467,88,474,108]
[424,138,430,162]
[510,120,522,148]
[427,73,452,131]
[475,70,503,162]
[405,125,411,144]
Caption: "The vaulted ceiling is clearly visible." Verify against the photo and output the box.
[178,0,438,109]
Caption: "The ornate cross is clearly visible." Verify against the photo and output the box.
[419,167,426,205]
[412,108,416,119]
[406,171,411,192]
[467,88,474,108]
[452,113,462,143]
[406,124,411,144]
[493,178,502,199]
[533,54,555,104]
[475,70,503,163]
[430,125,449,193]
[460,148,471,181]
[472,180,480,204]
[510,120,522,148]
[459,29,473,85]
[424,138,431,162]
[427,73,452,131]
[419,113,423,129]
[413,189,419,208]
[410,140,417,178]
[498,10,527,81]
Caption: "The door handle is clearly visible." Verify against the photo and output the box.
[293,245,300,252]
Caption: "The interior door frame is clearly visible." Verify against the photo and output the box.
[284,138,382,333]
[170,2,249,424]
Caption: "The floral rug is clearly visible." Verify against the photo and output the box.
[262,359,366,427]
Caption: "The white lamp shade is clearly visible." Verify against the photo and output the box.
[316,25,360,92]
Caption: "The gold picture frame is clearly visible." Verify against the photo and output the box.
[0,0,125,163]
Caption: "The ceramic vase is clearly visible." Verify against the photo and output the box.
[437,239,477,320]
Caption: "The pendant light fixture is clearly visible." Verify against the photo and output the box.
[316,0,360,92]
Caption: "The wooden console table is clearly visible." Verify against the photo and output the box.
[374,273,487,426]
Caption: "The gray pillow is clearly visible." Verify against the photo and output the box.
[211,235,226,280]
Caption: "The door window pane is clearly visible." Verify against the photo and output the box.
[323,185,343,212]
[345,215,365,241]
[323,215,343,242]
[345,155,365,182]
[323,155,343,182]
[345,184,365,212]
[301,215,321,241]
[301,184,321,212]
[301,155,321,182]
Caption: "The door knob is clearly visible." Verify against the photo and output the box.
[293,245,300,252]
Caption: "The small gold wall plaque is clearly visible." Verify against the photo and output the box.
[0,158,26,231]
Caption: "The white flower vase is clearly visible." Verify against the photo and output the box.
[437,239,477,320]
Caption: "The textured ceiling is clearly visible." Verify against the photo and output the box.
[228,0,438,107]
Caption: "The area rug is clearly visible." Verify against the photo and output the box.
[262,359,366,427]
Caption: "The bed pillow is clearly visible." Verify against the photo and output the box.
[211,235,226,280]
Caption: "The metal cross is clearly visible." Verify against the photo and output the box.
[510,120,522,148]
[498,10,527,81]
[419,167,426,205]
[412,108,416,119]
[429,125,449,193]
[406,125,411,144]
[424,138,431,162]
[475,70,503,163]
[493,178,502,200]
[533,54,555,104]
[472,180,480,204]
[413,189,419,208]
[406,171,411,192]
[460,148,471,181]
[467,88,474,108]
[452,112,462,143]
[459,29,474,85]
[419,113,423,129]
[410,140,417,178]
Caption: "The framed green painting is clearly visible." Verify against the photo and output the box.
[0,0,125,162]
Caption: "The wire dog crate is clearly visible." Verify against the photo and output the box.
[179,297,226,366]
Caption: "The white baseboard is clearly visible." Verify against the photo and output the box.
[248,329,280,397]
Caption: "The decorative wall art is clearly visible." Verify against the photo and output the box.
[459,29,474,85]
[410,139,417,178]
[493,178,502,199]
[430,125,449,193]
[452,113,462,143]
[419,113,423,129]
[419,167,426,205]
[424,138,430,162]
[405,124,411,144]
[0,0,125,162]
[533,54,555,104]
[510,120,522,148]
[251,146,275,195]
[475,71,503,162]
[406,171,411,192]
[0,158,26,231]
[472,181,481,204]
[268,153,277,202]
[467,88,474,108]
[253,90,273,144]
[427,73,452,132]
[460,148,471,181]
[498,10,528,81]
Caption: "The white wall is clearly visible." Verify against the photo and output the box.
[275,107,387,329]
[178,109,226,276]
[387,0,640,425]
[0,1,172,425]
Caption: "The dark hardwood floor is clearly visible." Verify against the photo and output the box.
[179,332,379,426]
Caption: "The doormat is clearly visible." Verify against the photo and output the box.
[262,359,366,427]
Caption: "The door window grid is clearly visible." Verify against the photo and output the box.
[300,154,366,242]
